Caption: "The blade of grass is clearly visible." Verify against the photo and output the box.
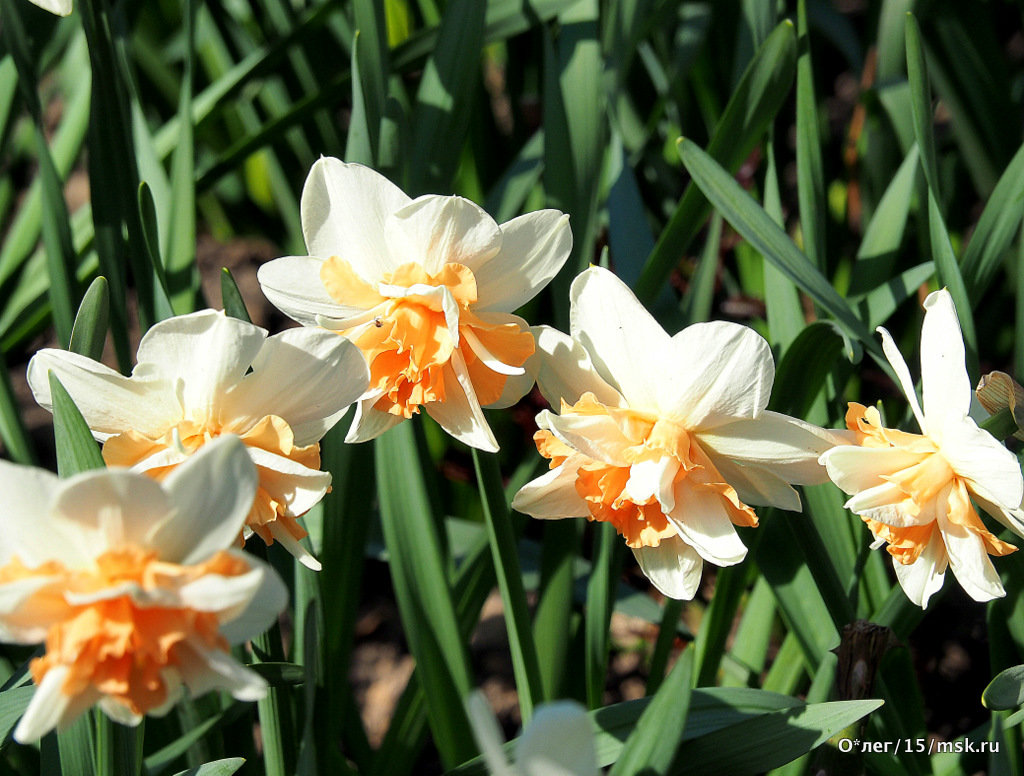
[585,522,624,709]
[795,0,825,271]
[50,373,105,477]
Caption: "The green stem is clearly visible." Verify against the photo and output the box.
[472,448,545,722]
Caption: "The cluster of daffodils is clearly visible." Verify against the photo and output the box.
[3,157,1022,748]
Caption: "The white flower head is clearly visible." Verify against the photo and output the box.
[27,309,369,570]
[466,692,599,776]
[28,0,71,15]
[0,437,288,743]
[512,267,841,600]
[257,158,573,452]
[820,288,1024,608]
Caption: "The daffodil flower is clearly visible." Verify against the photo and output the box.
[0,437,288,743]
[257,158,572,452]
[512,267,840,600]
[465,692,599,776]
[819,289,1024,608]
[27,309,369,570]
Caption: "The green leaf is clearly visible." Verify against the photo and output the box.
[351,0,389,164]
[585,522,623,709]
[50,372,105,478]
[472,449,544,719]
[170,758,246,776]
[0,685,35,743]
[376,421,476,767]
[904,14,939,194]
[58,715,97,776]
[610,646,695,776]
[220,269,253,324]
[670,700,883,775]
[676,138,879,365]
[165,0,199,315]
[769,322,844,419]
[636,20,797,304]
[795,0,826,270]
[69,277,110,361]
[961,139,1024,297]
[984,666,1024,711]
[408,0,486,192]
[248,663,305,687]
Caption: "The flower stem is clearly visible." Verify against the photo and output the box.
[472,448,545,723]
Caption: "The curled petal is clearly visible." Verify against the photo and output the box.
[632,537,704,601]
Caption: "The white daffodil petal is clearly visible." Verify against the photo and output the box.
[474,210,573,313]
[710,457,802,512]
[135,311,267,421]
[28,0,72,15]
[0,576,69,643]
[892,531,948,608]
[27,349,177,441]
[971,488,1024,539]
[532,325,624,409]
[660,321,774,429]
[937,418,1024,509]
[256,256,354,327]
[624,457,679,512]
[632,537,704,600]
[300,158,410,277]
[178,640,269,702]
[942,519,1006,602]
[920,289,972,431]
[15,667,99,744]
[425,355,499,452]
[50,470,173,567]
[266,523,322,571]
[818,444,926,496]
[99,697,145,728]
[697,412,843,484]
[512,460,588,518]
[517,700,600,776]
[216,554,289,643]
[158,437,259,565]
[223,327,368,446]
[385,195,502,275]
[537,410,634,466]
[345,398,404,444]
[179,566,266,622]
[844,481,926,526]
[668,484,748,566]
[877,325,927,433]
[0,460,59,566]
[569,267,671,412]
[248,447,332,517]
[465,692,516,776]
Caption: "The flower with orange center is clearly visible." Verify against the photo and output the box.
[0,437,287,743]
[512,267,842,600]
[257,158,572,452]
[820,289,1024,608]
[27,309,369,570]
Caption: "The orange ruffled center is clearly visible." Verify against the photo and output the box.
[845,402,1015,565]
[320,258,535,418]
[0,548,250,716]
[534,393,757,549]
[102,415,319,546]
